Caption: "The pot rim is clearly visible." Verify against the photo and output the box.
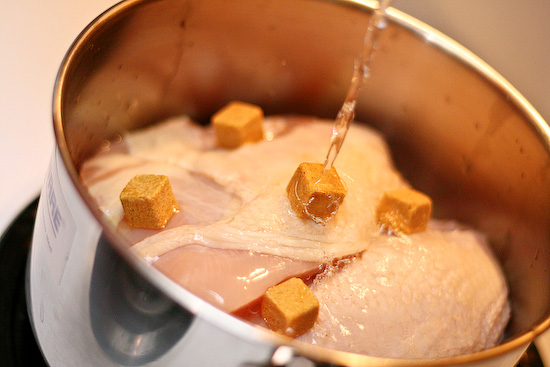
[51,0,550,365]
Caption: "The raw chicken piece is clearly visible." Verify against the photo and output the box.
[127,116,407,262]
[80,117,343,312]
[298,220,510,359]
[81,115,511,358]
[154,244,321,313]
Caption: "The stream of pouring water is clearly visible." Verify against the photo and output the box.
[323,0,393,172]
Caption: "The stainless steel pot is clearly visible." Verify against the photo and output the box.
[28,0,550,366]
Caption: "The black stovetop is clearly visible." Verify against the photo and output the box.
[0,198,544,367]
[0,199,47,366]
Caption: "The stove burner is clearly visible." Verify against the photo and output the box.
[0,198,46,366]
[0,197,545,366]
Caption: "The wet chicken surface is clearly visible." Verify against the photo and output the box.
[80,115,510,358]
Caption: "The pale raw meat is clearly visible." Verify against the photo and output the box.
[125,116,407,262]
[154,244,321,313]
[80,117,357,312]
[80,115,511,358]
[298,220,510,359]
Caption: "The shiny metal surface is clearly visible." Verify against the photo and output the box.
[29,0,550,366]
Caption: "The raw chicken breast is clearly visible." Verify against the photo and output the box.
[81,115,405,311]
[154,244,321,313]
[126,116,406,262]
[298,220,510,359]
[81,115,511,358]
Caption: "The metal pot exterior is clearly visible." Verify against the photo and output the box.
[28,0,550,366]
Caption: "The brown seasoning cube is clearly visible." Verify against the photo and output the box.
[261,277,319,338]
[120,174,179,229]
[376,188,432,234]
[286,162,346,223]
[211,101,264,149]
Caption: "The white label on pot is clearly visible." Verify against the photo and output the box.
[42,150,76,285]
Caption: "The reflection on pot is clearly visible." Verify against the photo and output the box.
[90,236,194,365]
